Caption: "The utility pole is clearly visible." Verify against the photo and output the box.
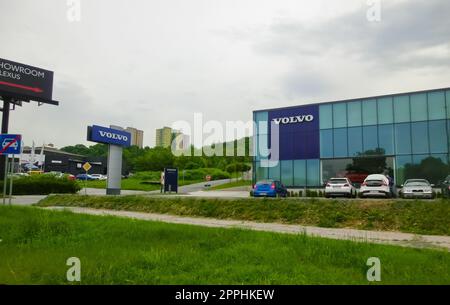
[0,97,11,180]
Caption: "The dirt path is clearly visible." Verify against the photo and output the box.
[46,206,450,251]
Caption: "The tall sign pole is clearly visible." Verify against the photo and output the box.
[87,125,131,195]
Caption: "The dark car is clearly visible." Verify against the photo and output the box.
[441,175,450,198]
[76,173,94,181]
[252,180,288,198]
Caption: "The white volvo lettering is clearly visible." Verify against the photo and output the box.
[99,130,128,141]
[272,115,314,125]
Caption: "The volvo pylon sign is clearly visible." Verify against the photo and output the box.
[87,125,131,195]
[0,58,56,105]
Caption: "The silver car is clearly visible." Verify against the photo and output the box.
[400,179,434,199]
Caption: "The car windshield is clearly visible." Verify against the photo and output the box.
[329,179,347,184]
[405,181,429,187]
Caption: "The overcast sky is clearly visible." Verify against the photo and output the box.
[1,0,449,148]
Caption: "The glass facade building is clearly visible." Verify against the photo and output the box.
[253,88,450,187]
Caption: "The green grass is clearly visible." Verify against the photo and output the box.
[208,180,252,190]
[0,205,449,284]
[80,178,203,191]
[38,195,450,236]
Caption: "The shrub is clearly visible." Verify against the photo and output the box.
[2,175,81,195]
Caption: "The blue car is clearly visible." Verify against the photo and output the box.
[76,173,94,181]
[252,180,288,198]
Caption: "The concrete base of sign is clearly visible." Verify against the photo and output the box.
[106,188,121,195]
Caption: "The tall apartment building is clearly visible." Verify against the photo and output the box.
[155,127,173,148]
[155,127,190,149]
[126,127,144,148]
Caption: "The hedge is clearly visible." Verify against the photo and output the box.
[1,175,81,195]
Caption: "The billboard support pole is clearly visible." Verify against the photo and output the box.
[2,156,8,205]
[0,97,11,182]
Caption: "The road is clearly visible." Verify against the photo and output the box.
[46,206,450,251]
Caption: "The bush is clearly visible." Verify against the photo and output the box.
[2,175,81,195]
[182,168,230,181]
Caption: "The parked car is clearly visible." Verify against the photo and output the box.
[440,175,450,198]
[399,179,434,199]
[324,178,357,198]
[91,174,107,180]
[359,174,392,198]
[76,173,94,181]
[252,180,288,198]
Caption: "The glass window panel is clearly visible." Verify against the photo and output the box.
[410,93,428,122]
[255,161,268,182]
[395,123,411,155]
[306,159,320,187]
[268,161,280,181]
[411,121,429,154]
[255,111,268,135]
[378,124,394,155]
[333,103,347,128]
[281,160,293,186]
[362,99,377,125]
[294,160,306,186]
[413,154,429,165]
[428,91,446,120]
[320,129,333,158]
[256,134,269,160]
[347,101,362,127]
[363,126,378,153]
[431,154,448,164]
[333,128,348,158]
[319,104,333,129]
[348,127,363,156]
[395,155,412,185]
[429,120,448,154]
[447,90,450,119]
[377,97,393,124]
[394,95,410,123]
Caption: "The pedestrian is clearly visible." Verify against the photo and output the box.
[160,171,165,193]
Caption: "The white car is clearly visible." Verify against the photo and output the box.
[359,174,392,198]
[324,178,357,198]
[90,174,107,180]
[400,179,434,199]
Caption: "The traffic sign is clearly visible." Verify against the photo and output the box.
[82,162,92,172]
[0,134,21,155]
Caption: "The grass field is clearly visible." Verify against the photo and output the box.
[208,180,252,190]
[80,178,203,191]
[1,205,449,284]
[38,195,450,236]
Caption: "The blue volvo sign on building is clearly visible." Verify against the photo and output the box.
[268,104,320,160]
[88,125,131,147]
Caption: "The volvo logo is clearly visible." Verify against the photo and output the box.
[99,130,128,141]
[272,115,314,125]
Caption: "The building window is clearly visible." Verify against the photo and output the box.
[319,104,333,129]
[428,91,446,120]
[395,155,412,185]
[268,162,280,181]
[362,99,377,126]
[281,160,293,186]
[255,111,268,135]
[393,95,410,123]
[320,129,333,158]
[429,120,448,154]
[377,97,393,124]
[306,159,320,187]
[447,90,450,119]
[378,124,394,155]
[294,160,306,186]
[254,161,268,182]
[347,101,362,127]
[333,128,348,158]
[363,125,378,153]
[333,103,347,128]
[411,121,429,154]
[348,127,363,157]
[395,123,411,155]
[410,93,428,122]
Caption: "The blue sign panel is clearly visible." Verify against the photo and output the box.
[268,105,320,160]
[0,134,22,155]
[89,125,131,147]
